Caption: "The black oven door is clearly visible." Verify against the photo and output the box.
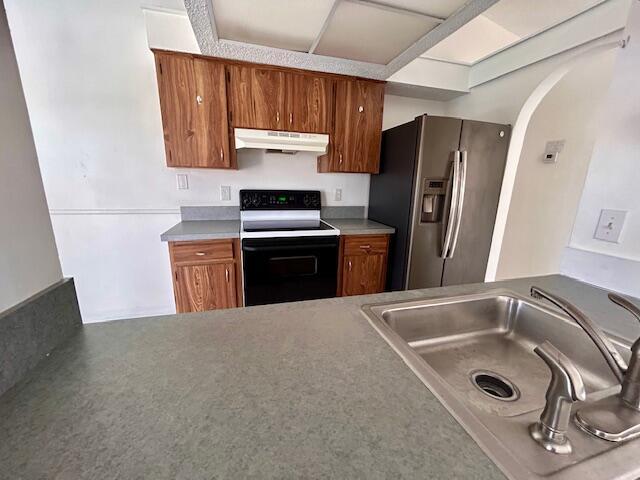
[242,236,338,306]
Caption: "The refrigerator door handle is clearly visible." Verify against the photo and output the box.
[440,150,461,258]
[448,150,468,258]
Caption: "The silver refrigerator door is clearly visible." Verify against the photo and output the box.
[407,116,463,289]
[441,120,510,286]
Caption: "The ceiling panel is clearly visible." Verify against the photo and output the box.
[422,0,606,64]
[314,1,440,64]
[374,0,469,19]
[212,0,336,52]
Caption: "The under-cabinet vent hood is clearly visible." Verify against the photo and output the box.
[234,128,329,154]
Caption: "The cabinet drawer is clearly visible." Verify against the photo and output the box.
[343,235,388,256]
[170,239,235,264]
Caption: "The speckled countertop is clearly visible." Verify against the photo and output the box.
[1,275,638,479]
[323,218,395,235]
[160,220,240,241]
[160,218,393,242]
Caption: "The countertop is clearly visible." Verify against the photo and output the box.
[2,275,638,479]
[160,220,240,241]
[160,218,394,242]
[323,217,395,235]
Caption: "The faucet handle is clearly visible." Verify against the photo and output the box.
[609,293,640,408]
[530,341,586,454]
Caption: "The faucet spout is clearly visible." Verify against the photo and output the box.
[530,286,627,384]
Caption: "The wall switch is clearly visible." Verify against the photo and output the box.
[334,188,342,201]
[220,185,231,201]
[594,209,626,243]
[176,173,189,190]
[543,140,565,163]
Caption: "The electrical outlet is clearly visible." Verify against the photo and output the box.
[594,209,626,243]
[334,188,342,201]
[176,173,189,190]
[220,185,231,201]
[543,140,565,163]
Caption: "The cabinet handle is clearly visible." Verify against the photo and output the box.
[348,260,352,271]
[358,105,364,113]
[276,111,280,123]
[219,148,224,160]
[225,268,230,282]
[339,153,343,164]
[289,112,293,124]
[359,245,371,250]
[196,95,203,105]
[195,252,206,256]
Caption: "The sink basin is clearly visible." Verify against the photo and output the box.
[363,291,640,480]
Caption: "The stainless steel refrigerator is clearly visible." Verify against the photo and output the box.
[368,115,510,291]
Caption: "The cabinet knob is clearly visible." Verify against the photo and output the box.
[219,148,224,160]
[196,95,203,105]
[195,252,206,256]
[358,105,364,113]
[289,112,293,124]
[225,268,230,282]
[348,260,352,271]
[276,111,280,123]
[339,153,343,164]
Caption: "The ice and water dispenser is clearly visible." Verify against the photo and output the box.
[420,178,447,223]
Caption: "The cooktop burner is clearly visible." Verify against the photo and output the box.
[242,219,334,232]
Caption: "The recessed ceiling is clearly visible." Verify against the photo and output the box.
[422,0,606,64]
[211,0,336,52]
[374,0,469,19]
[314,1,441,64]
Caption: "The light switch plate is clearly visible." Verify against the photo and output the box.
[176,173,189,190]
[220,185,231,201]
[594,209,626,243]
[334,188,342,201]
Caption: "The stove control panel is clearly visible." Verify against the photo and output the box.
[240,189,321,210]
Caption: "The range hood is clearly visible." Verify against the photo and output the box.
[234,128,329,154]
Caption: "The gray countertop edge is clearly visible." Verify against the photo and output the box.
[160,218,394,242]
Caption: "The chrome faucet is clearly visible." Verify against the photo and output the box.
[530,286,640,443]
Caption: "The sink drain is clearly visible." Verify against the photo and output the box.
[470,370,520,402]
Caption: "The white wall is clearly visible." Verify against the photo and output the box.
[5,0,445,322]
[562,1,640,297]
[0,0,62,313]
[495,51,616,279]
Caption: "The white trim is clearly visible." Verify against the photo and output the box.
[49,208,180,216]
[309,0,341,54]
[205,0,218,43]
[140,5,187,16]
[346,0,445,22]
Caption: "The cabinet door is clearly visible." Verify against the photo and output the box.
[330,79,384,173]
[154,53,198,167]
[174,262,237,313]
[228,65,286,130]
[193,58,232,168]
[341,254,386,296]
[287,74,331,133]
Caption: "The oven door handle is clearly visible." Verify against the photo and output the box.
[242,243,337,253]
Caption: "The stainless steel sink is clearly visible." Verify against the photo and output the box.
[363,291,640,480]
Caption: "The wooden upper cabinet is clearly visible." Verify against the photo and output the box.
[227,65,286,130]
[320,78,385,174]
[286,74,332,133]
[154,52,233,169]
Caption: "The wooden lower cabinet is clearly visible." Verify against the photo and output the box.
[338,234,390,297]
[169,239,242,313]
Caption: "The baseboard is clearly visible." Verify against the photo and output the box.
[0,278,82,397]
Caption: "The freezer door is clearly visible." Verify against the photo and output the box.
[407,116,463,290]
[441,120,510,286]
